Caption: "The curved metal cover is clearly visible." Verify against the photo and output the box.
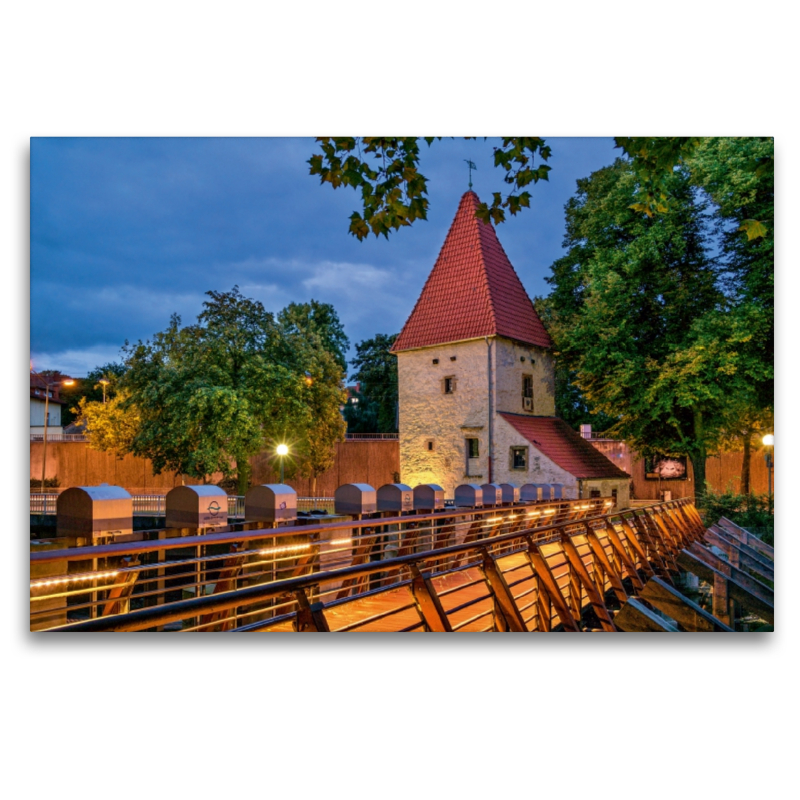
[377,483,414,512]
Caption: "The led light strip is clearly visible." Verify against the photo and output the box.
[31,570,119,590]
[258,543,312,557]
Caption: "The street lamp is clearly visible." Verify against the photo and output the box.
[98,378,110,403]
[276,443,289,484]
[762,433,774,515]
[32,371,75,494]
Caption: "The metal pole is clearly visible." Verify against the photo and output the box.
[280,456,284,485]
[768,452,773,516]
[41,384,50,495]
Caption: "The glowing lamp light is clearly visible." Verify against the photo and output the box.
[276,444,289,456]
[762,434,774,446]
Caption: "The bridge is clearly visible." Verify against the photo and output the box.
[30,497,774,632]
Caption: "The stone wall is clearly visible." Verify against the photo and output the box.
[398,338,490,494]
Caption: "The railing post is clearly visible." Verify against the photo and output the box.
[479,548,527,632]
[525,536,580,632]
[293,589,330,632]
[408,564,452,632]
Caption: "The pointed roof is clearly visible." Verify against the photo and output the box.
[499,413,630,480]
[392,191,552,353]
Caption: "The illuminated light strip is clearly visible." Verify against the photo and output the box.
[527,511,541,517]
[328,538,351,546]
[259,543,312,557]
[543,509,556,515]
[485,517,503,523]
[31,570,119,590]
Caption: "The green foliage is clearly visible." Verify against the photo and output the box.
[59,362,127,425]
[543,158,772,498]
[308,137,551,240]
[31,477,59,490]
[343,334,398,433]
[277,299,350,372]
[77,390,140,455]
[696,489,773,546]
[119,287,346,493]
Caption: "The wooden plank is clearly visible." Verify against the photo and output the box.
[705,527,774,583]
[615,598,679,632]
[614,517,656,578]
[480,549,527,632]
[601,522,644,591]
[687,542,774,606]
[408,564,452,632]
[560,535,617,631]
[676,549,774,625]
[537,577,551,632]
[640,576,733,632]
[718,517,774,560]
[526,539,580,632]
[585,529,629,604]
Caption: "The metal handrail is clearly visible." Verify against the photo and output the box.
[38,498,703,632]
[343,433,399,440]
[30,433,89,442]
[30,497,706,633]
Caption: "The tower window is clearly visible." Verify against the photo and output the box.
[426,439,435,452]
[443,376,456,394]
[522,375,533,398]
[466,438,479,459]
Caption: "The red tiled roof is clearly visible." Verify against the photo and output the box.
[392,191,552,352]
[499,413,630,480]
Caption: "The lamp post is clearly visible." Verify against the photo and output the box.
[98,378,110,404]
[276,443,289,484]
[32,371,75,494]
[762,433,774,515]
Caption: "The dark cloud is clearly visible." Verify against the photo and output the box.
[30,136,618,374]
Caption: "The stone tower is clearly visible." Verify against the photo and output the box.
[392,191,630,504]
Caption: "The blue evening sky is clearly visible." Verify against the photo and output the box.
[30,137,619,376]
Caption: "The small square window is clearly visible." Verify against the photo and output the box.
[511,447,527,470]
[443,376,456,394]
[467,438,479,459]
[590,489,601,498]
[426,439,435,451]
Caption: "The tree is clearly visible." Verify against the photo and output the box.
[120,287,344,493]
[277,299,350,372]
[542,158,771,500]
[308,136,770,242]
[60,362,127,425]
[77,390,140,454]
[344,334,398,433]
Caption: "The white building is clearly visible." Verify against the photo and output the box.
[392,191,630,506]
[30,379,66,436]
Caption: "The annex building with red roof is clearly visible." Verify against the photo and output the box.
[392,190,630,505]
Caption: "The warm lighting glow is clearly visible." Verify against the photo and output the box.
[304,372,314,386]
[527,511,541,517]
[329,538,351,546]
[30,570,118,590]
[276,444,289,456]
[259,543,311,557]
[62,379,75,387]
[762,434,774,446]
[543,509,556,515]
[98,379,109,385]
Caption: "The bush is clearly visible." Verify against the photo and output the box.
[30,477,59,490]
[697,488,773,546]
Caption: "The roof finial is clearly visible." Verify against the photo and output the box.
[464,159,476,190]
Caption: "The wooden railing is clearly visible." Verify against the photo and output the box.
[30,497,614,631]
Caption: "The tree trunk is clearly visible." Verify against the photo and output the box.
[236,458,251,496]
[741,431,751,496]
[691,407,707,505]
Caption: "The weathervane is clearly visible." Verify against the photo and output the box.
[464,159,477,189]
